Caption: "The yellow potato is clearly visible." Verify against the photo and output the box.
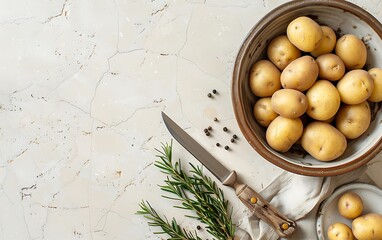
[286,16,323,52]
[316,53,346,81]
[327,222,354,240]
[306,80,341,121]
[336,69,374,105]
[280,55,319,91]
[337,192,364,219]
[301,121,347,161]
[368,68,382,102]
[322,115,335,124]
[352,213,382,240]
[266,116,303,152]
[335,101,371,139]
[271,89,308,118]
[267,35,301,70]
[311,25,337,57]
[249,60,282,97]
[335,34,367,70]
[253,97,278,127]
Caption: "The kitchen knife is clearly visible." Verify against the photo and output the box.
[161,112,297,238]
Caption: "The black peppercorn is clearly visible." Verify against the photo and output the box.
[207,93,212,98]
[233,134,238,139]
[216,143,220,147]
[204,128,208,133]
[206,132,210,136]
[213,117,218,122]
[207,126,212,130]
[224,145,229,150]
[197,225,201,230]
[231,138,235,143]
[223,127,228,132]
[212,89,217,94]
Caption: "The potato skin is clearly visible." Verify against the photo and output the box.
[287,16,323,52]
[316,53,346,81]
[267,35,301,70]
[336,69,374,105]
[281,55,319,91]
[266,116,303,152]
[271,89,308,118]
[253,97,278,127]
[368,68,382,102]
[311,25,337,57]
[352,213,382,240]
[335,101,371,139]
[337,192,364,219]
[306,80,341,121]
[335,34,367,70]
[327,222,354,240]
[249,60,281,97]
[301,121,347,161]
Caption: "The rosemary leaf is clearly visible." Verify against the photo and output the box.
[155,142,236,240]
[137,200,201,240]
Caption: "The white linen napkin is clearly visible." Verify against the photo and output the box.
[237,166,367,240]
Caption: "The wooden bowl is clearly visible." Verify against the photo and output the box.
[232,0,382,176]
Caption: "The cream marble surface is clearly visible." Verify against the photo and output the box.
[1,0,382,240]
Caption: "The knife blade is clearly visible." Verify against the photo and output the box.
[162,112,297,238]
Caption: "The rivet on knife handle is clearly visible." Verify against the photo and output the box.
[223,171,297,238]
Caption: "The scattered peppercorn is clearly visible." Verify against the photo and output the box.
[213,117,218,122]
[231,138,235,143]
[206,132,210,136]
[207,126,212,130]
[233,134,238,139]
[223,127,228,132]
[207,93,212,98]
[216,143,220,147]
[197,225,201,230]
[212,89,217,94]
[224,145,229,150]
[204,128,208,133]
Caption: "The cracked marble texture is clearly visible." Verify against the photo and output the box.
[0,0,382,239]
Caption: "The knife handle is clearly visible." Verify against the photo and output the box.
[223,171,296,238]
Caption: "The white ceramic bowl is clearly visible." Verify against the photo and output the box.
[232,0,382,176]
[316,183,382,239]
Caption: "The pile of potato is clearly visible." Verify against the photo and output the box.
[327,191,382,240]
[250,16,382,161]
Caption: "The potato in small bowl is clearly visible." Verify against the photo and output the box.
[231,0,382,176]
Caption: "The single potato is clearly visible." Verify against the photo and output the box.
[249,60,282,97]
[327,222,354,240]
[335,34,367,70]
[336,69,374,105]
[271,89,308,118]
[253,97,278,127]
[301,121,347,161]
[267,35,301,70]
[311,25,337,57]
[286,16,323,52]
[337,192,364,219]
[266,116,303,152]
[352,213,382,240]
[368,68,382,102]
[306,80,341,121]
[316,53,346,81]
[281,55,319,91]
[335,101,371,139]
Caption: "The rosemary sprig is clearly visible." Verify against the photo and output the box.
[137,200,201,240]
[154,142,235,240]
